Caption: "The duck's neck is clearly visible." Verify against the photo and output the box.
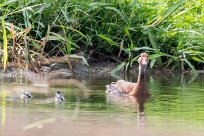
[137,65,146,85]
[129,66,147,96]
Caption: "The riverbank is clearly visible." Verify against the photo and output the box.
[0,61,195,83]
[0,62,118,80]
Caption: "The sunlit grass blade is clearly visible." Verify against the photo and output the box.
[0,3,7,7]
[177,38,183,50]
[65,35,72,55]
[69,54,89,66]
[133,46,155,52]
[58,25,87,38]
[97,34,117,45]
[191,56,204,63]
[173,4,201,18]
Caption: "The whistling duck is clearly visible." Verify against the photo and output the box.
[106,52,150,97]
[18,90,32,99]
[55,91,65,103]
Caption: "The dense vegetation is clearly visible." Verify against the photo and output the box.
[0,0,204,72]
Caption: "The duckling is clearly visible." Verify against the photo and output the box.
[55,91,65,103]
[18,90,32,99]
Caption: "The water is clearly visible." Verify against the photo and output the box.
[1,73,204,136]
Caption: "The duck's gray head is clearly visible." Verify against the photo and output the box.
[138,52,149,72]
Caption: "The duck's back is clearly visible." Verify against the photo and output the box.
[106,80,136,94]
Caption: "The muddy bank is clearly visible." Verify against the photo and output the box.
[0,60,198,85]
[0,62,119,85]
[1,62,115,76]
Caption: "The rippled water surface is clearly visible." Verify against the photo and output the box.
[1,73,204,136]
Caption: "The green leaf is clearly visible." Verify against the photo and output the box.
[146,0,185,28]
[6,4,44,17]
[58,25,87,38]
[183,59,196,72]
[149,52,177,60]
[149,54,162,60]
[69,54,89,66]
[61,9,70,23]
[125,62,130,73]
[111,61,126,74]
[66,36,72,55]
[162,0,185,18]
[0,3,7,7]
[146,29,159,52]
[23,10,31,28]
[173,4,201,18]
[133,46,154,51]
[191,56,204,63]
[97,34,117,45]
[49,32,79,48]
[124,28,131,40]
[31,41,41,49]
[124,28,134,50]
[105,6,127,23]
[146,29,162,66]
[150,59,157,68]
[177,38,183,50]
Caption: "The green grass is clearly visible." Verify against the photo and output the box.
[0,0,204,72]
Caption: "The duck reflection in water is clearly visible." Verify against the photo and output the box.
[106,90,150,115]
[106,52,150,124]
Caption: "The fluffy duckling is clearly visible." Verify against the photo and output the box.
[55,91,65,103]
[18,90,32,99]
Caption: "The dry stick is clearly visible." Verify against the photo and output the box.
[11,23,16,62]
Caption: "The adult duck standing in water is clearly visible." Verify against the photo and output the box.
[106,52,150,97]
